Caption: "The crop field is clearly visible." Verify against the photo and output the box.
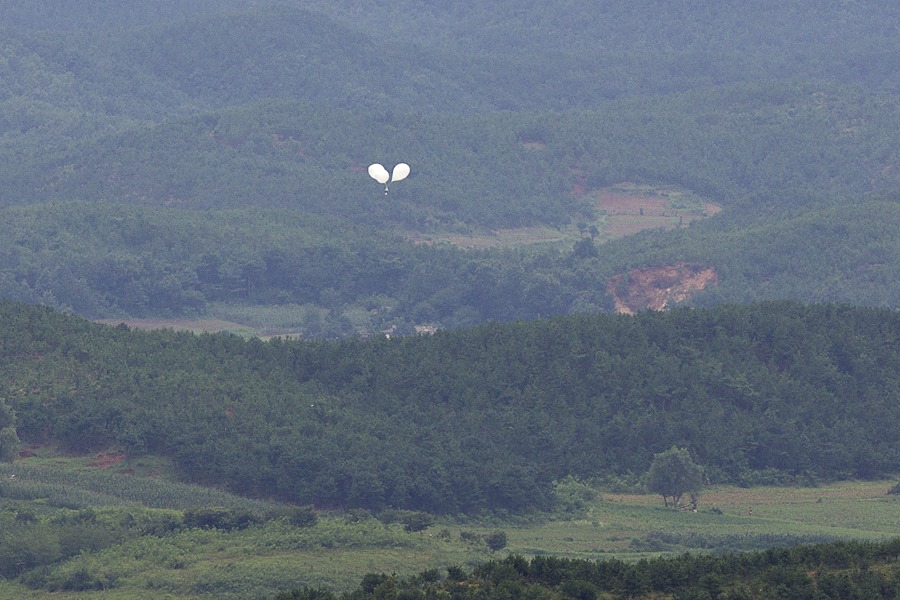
[1,456,897,598]
[594,183,720,240]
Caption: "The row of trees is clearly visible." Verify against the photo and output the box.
[2,300,898,513]
[279,539,900,599]
[0,399,19,463]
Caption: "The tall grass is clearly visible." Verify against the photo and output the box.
[0,464,278,511]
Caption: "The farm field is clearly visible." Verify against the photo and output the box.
[1,454,897,598]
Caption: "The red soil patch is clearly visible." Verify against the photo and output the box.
[87,452,126,469]
[704,202,722,216]
[609,262,718,314]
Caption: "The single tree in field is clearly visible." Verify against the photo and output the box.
[485,530,508,552]
[646,446,704,508]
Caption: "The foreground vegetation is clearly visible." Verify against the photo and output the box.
[283,539,900,599]
[1,454,898,598]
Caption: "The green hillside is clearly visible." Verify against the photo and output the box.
[2,3,899,596]
[3,300,898,514]
[5,85,898,219]
[1,198,897,335]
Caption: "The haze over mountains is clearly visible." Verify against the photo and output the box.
[1,5,899,596]
[0,0,898,335]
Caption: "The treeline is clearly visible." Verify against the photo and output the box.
[280,539,900,599]
[2,300,898,513]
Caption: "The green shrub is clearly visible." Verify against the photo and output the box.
[140,512,184,536]
[459,530,482,544]
[289,506,318,528]
[402,512,434,532]
[485,530,508,552]
[0,427,19,463]
[376,509,434,532]
[183,507,261,531]
[553,476,597,515]
[275,588,336,600]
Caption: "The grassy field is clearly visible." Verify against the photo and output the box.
[497,480,897,562]
[1,453,897,598]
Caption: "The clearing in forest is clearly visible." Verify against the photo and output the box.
[595,182,720,240]
[407,182,721,249]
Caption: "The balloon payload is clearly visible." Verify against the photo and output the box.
[368,162,410,194]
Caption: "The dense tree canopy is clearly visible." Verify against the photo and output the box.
[2,300,898,513]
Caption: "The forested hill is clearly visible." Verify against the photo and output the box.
[5,1,897,114]
[5,87,899,222]
[307,0,900,101]
[1,1,899,329]
[3,301,898,514]
[3,199,898,329]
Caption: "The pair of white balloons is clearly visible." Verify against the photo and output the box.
[368,163,410,186]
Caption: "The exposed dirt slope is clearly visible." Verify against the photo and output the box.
[609,262,718,314]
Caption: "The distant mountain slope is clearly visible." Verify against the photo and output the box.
[0,0,267,31]
[4,85,898,220]
[306,0,900,98]
[4,1,899,123]
[110,6,492,113]
[0,1,898,325]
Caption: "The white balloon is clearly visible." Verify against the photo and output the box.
[391,163,410,183]
[368,164,389,184]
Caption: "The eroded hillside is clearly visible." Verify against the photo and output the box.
[609,262,718,314]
